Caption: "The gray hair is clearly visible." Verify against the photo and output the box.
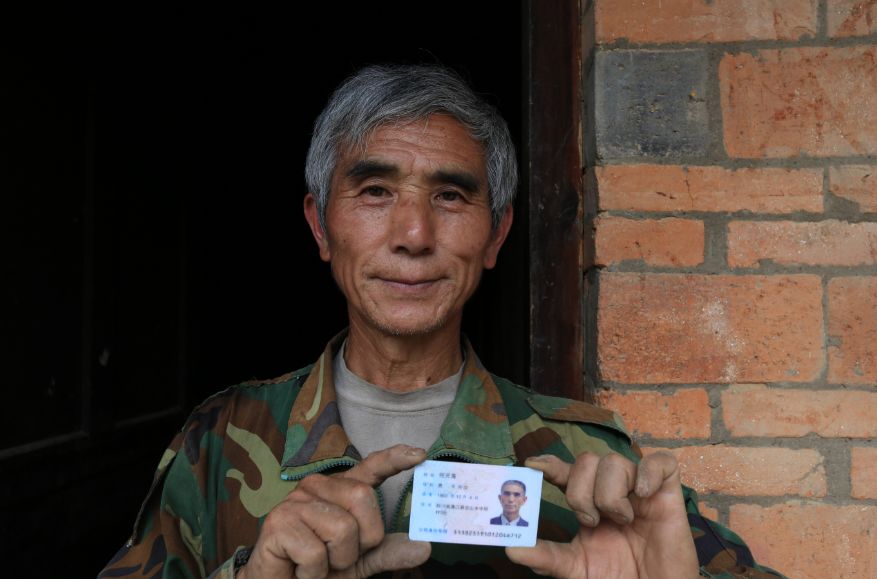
[305,64,518,230]
[501,480,526,495]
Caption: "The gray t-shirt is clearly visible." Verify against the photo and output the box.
[333,341,462,526]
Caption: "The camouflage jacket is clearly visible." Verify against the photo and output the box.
[100,335,784,578]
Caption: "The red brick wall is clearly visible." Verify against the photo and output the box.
[586,1,877,576]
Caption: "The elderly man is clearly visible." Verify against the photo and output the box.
[491,480,529,527]
[100,65,782,578]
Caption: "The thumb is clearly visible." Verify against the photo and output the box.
[351,533,431,578]
[507,540,576,577]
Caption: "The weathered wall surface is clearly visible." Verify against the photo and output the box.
[587,1,877,576]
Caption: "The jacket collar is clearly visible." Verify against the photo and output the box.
[280,331,516,481]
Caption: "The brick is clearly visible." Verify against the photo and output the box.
[830,164,877,212]
[596,388,710,439]
[730,503,877,578]
[698,502,719,522]
[645,446,827,497]
[852,447,877,499]
[597,0,818,44]
[597,164,823,213]
[728,220,877,267]
[598,273,823,383]
[594,216,704,267]
[828,0,877,37]
[722,385,877,437]
[595,50,712,159]
[720,47,877,158]
[828,277,877,383]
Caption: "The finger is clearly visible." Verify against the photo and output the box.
[593,453,637,525]
[506,540,580,577]
[564,452,602,527]
[251,502,329,579]
[523,454,572,489]
[341,444,427,487]
[634,451,680,498]
[351,533,431,578]
[296,475,384,550]
[286,499,360,571]
[526,454,602,528]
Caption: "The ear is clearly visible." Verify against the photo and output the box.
[303,193,332,262]
[520,495,527,505]
[482,205,514,270]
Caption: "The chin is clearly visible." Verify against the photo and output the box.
[368,311,452,337]
[374,320,447,337]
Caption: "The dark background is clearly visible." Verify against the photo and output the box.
[0,4,526,575]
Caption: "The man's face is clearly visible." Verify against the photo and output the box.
[499,483,527,520]
[305,114,512,337]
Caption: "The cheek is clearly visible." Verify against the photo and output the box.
[450,236,495,276]
[328,235,357,269]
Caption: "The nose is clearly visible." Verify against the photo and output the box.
[388,194,435,256]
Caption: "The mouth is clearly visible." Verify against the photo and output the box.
[376,276,443,290]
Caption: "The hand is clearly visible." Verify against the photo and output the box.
[506,452,699,579]
[237,444,431,579]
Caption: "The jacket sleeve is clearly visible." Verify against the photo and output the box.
[682,486,786,579]
[97,428,240,579]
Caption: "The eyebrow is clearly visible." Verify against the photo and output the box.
[428,169,482,195]
[345,160,399,181]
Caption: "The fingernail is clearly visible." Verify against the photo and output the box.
[404,447,426,456]
[526,454,551,463]
[578,512,597,527]
[611,507,633,525]
[635,478,649,497]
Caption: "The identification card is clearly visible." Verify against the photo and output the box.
[408,460,542,547]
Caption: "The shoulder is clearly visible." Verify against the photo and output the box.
[490,372,628,436]
[173,364,315,468]
[490,373,639,461]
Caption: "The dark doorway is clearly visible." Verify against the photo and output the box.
[1,4,526,576]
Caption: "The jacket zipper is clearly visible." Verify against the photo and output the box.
[279,457,358,481]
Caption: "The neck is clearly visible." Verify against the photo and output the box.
[344,318,463,393]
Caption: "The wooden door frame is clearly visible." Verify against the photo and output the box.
[525,0,589,401]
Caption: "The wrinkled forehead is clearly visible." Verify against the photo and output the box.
[502,483,525,494]
[340,113,484,161]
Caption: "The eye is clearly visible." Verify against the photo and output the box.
[361,185,390,198]
[437,190,464,202]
